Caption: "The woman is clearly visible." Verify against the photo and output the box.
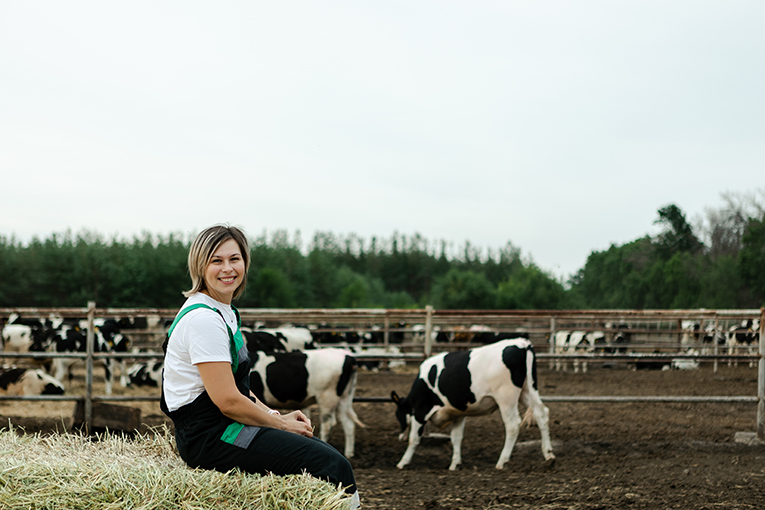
[161,224,360,509]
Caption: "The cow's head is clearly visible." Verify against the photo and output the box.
[391,391,412,439]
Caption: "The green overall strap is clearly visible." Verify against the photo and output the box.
[166,303,249,445]
[167,303,242,371]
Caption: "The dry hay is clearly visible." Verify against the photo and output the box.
[0,425,352,510]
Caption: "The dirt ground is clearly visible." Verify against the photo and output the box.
[2,361,764,509]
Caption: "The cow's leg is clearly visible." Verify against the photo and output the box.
[727,337,735,367]
[448,416,467,471]
[554,346,563,372]
[103,359,113,395]
[496,398,522,469]
[336,397,357,458]
[396,420,424,469]
[572,346,580,373]
[52,358,71,385]
[319,407,337,444]
[52,359,65,382]
[117,360,130,388]
[521,390,555,462]
[562,345,572,372]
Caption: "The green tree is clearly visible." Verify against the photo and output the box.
[738,218,765,306]
[251,267,296,308]
[0,236,22,306]
[654,204,702,259]
[568,238,653,309]
[496,264,567,309]
[699,255,741,309]
[306,245,342,308]
[432,269,496,309]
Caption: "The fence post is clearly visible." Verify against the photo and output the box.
[85,301,96,432]
[549,316,556,370]
[677,319,683,348]
[713,316,719,374]
[758,308,764,441]
[424,305,434,358]
[382,315,390,370]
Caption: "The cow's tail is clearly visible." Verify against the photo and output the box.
[346,370,366,428]
[521,407,534,428]
[521,342,542,428]
[525,341,540,392]
[338,355,366,428]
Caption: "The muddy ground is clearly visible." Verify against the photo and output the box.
[2,361,764,509]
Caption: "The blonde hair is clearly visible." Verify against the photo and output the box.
[184,224,251,300]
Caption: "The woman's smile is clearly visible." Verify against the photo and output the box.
[202,239,245,304]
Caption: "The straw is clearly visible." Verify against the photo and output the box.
[0,425,352,510]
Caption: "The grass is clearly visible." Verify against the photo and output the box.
[0,426,352,510]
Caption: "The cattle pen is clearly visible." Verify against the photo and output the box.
[1,303,763,441]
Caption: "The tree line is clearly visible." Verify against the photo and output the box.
[568,191,765,310]
[1,192,763,310]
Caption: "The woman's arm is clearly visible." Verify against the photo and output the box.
[248,391,280,415]
[197,361,313,437]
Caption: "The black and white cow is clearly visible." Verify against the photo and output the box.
[632,348,701,371]
[365,323,407,345]
[471,330,530,345]
[1,324,35,353]
[127,360,164,387]
[241,326,316,353]
[727,319,760,368]
[249,348,365,458]
[391,338,555,470]
[0,365,65,395]
[310,326,382,346]
[602,323,631,354]
[680,321,726,353]
[49,319,131,395]
[116,315,170,348]
[552,330,604,373]
[411,324,447,345]
[318,334,405,371]
[1,314,63,355]
[128,325,316,387]
[309,326,348,345]
[344,344,406,371]
[2,315,73,374]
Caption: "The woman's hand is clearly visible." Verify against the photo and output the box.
[198,362,314,438]
[279,410,313,438]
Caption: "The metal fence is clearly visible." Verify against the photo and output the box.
[1,304,763,439]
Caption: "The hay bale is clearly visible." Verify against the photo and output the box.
[0,427,353,510]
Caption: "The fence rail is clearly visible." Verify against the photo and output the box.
[1,304,763,439]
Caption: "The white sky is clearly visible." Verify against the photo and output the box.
[1,1,763,281]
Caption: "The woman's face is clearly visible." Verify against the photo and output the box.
[201,238,245,304]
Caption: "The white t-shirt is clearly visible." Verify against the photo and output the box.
[162,293,239,412]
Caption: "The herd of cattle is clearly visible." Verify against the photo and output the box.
[552,319,761,372]
[0,313,761,469]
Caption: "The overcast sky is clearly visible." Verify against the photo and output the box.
[1,1,763,280]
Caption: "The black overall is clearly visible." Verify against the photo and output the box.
[161,304,357,496]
